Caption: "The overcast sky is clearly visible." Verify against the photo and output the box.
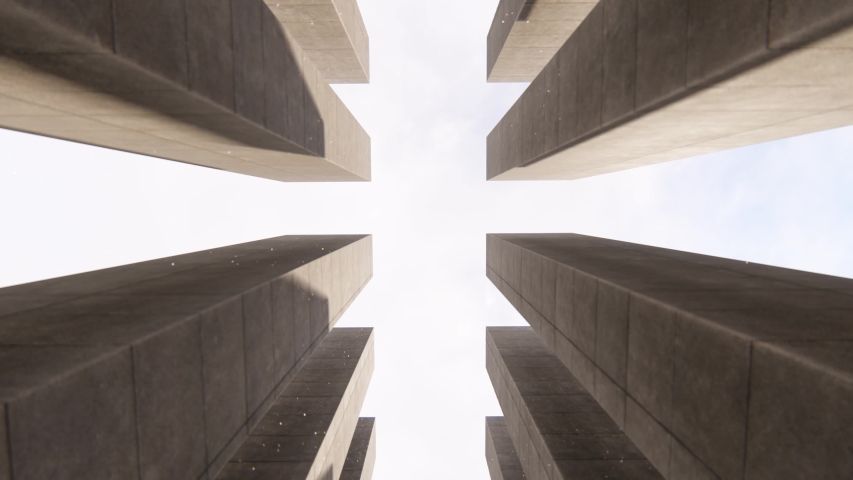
[2,1,853,478]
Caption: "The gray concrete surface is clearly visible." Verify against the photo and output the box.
[340,417,377,480]
[485,417,525,480]
[0,234,373,480]
[218,327,375,480]
[486,327,663,480]
[487,0,853,180]
[487,233,853,479]
[487,0,596,82]
[265,0,370,83]
[0,0,370,182]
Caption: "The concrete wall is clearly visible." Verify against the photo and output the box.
[340,417,377,480]
[0,0,370,182]
[487,0,596,82]
[485,417,525,480]
[219,328,375,480]
[486,233,853,479]
[266,0,370,83]
[487,0,853,180]
[486,327,663,480]
[0,234,373,480]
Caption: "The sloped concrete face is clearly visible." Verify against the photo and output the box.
[0,0,371,182]
[487,0,853,180]
[218,328,375,480]
[486,327,664,480]
[0,234,373,480]
[486,233,853,479]
[487,0,596,82]
[265,0,370,84]
[340,417,377,480]
[485,417,525,480]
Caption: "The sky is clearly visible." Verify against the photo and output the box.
[2,0,853,478]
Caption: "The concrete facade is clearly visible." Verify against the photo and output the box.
[218,328,374,480]
[487,0,596,82]
[487,1,853,180]
[0,0,371,182]
[266,0,370,83]
[486,233,853,479]
[340,417,377,480]
[485,417,525,480]
[486,327,663,480]
[0,234,373,480]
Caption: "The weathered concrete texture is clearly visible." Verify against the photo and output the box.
[0,235,373,480]
[266,0,370,84]
[485,417,525,480]
[487,0,853,180]
[340,417,377,480]
[486,327,664,480]
[486,233,853,479]
[218,328,374,480]
[0,0,371,182]
[487,0,596,82]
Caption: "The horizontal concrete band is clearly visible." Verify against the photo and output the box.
[486,233,853,479]
[340,417,377,480]
[0,234,374,480]
[0,0,370,182]
[486,327,663,480]
[485,417,526,480]
[219,328,375,480]
[487,0,853,180]
[487,0,596,83]
[265,0,370,83]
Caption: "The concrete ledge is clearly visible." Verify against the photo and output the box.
[340,417,377,480]
[487,233,853,479]
[0,235,373,480]
[218,327,375,480]
[487,0,596,83]
[265,0,370,84]
[487,0,853,180]
[485,417,525,480]
[486,327,664,480]
[0,0,370,182]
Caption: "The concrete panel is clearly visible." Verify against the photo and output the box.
[0,235,373,480]
[744,340,853,479]
[114,0,188,86]
[219,328,374,480]
[601,0,637,126]
[187,0,235,109]
[133,318,207,480]
[486,327,664,480]
[575,3,604,138]
[0,1,370,182]
[487,2,853,181]
[265,0,370,83]
[340,417,377,480]
[243,284,277,416]
[485,417,526,480]
[486,233,853,479]
[2,346,139,480]
[487,0,597,82]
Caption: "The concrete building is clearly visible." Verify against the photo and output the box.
[218,328,375,480]
[340,418,377,480]
[486,1,853,180]
[485,417,525,480]
[486,233,853,479]
[0,234,374,480]
[0,0,371,182]
[486,327,664,480]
